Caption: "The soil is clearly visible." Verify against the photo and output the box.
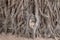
[0,33,55,40]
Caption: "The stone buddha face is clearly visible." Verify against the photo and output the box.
[29,14,36,29]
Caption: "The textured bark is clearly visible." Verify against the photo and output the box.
[0,0,60,39]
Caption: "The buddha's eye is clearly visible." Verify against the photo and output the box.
[31,20,35,23]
